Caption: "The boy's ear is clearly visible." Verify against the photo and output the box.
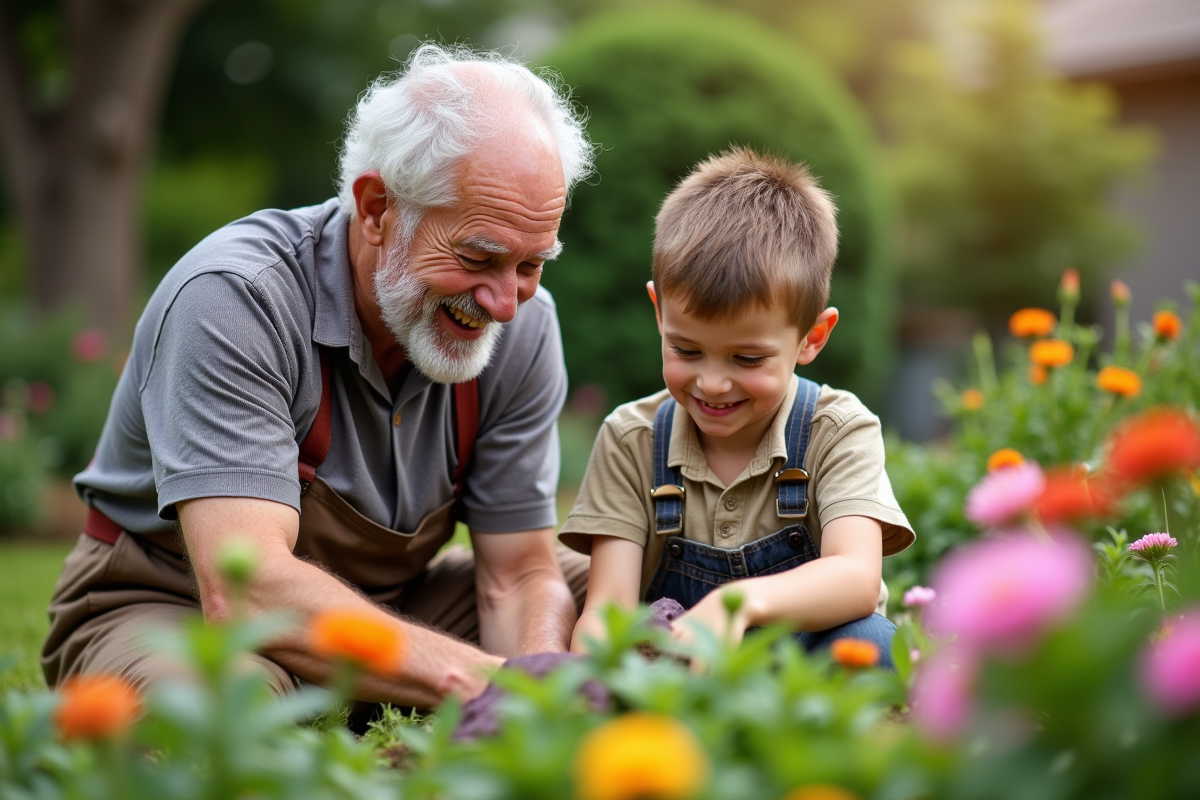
[352,171,390,247]
[646,281,664,334]
[797,308,839,366]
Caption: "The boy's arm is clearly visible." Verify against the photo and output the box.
[673,515,882,646]
[570,535,644,654]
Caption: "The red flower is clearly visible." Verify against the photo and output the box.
[71,330,107,363]
[1105,409,1200,486]
[1009,308,1056,338]
[1036,467,1116,524]
[1030,339,1074,368]
[831,638,880,670]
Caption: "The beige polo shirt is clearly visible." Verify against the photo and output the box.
[559,376,915,601]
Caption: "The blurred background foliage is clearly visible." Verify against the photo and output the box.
[0,0,1159,531]
[542,6,893,408]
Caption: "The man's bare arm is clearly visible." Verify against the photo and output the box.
[470,527,577,655]
[178,496,503,705]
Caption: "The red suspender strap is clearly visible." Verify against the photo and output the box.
[84,505,123,545]
[298,349,333,488]
[452,378,480,493]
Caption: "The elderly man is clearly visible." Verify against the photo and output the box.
[41,44,596,706]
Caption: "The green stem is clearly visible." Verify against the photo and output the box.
[1154,564,1167,614]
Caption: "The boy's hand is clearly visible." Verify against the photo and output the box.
[671,585,752,649]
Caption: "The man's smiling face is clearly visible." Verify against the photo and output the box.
[374,122,566,384]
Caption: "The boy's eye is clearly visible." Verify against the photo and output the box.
[734,355,767,366]
[670,345,700,358]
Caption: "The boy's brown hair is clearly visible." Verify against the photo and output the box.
[652,147,838,333]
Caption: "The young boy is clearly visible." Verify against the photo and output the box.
[560,148,915,665]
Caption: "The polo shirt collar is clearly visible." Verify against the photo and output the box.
[669,374,801,486]
[311,200,393,399]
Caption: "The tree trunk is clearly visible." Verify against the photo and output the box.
[0,0,209,347]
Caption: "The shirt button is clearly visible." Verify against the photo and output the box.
[392,412,402,427]
[720,524,731,537]
[724,497,737,510]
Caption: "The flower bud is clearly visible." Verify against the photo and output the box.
[721,587,744,618]
[217,537,258,591]
[1059,268,1080,304]
[1110,279,1130,307]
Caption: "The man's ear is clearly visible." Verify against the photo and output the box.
[352,171,390,248]
[646,281,664,335]
[797,308,839,365]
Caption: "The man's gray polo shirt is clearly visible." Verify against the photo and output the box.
[76,199,567,536]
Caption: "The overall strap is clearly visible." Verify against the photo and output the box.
[650,398,685,535]
[451,378,479,494]
[775,377,821,519]
[296,347,480,496]
[297,349,333,491]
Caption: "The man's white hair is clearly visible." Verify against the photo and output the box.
[337,43,595,240]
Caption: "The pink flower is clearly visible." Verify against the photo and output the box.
[1140,611,1200,717]
[925,530,1093,657]
[27,381,55,414]
[912,648,976,741]
[0,411,18,442]
[72,330,107,364]
[904,586,937,607]
[965,462,1045,528]
[1128,532,1178,562]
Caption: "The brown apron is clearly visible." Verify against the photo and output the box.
[41,353,588,691]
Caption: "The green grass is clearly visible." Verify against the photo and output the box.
[0,541,73,693]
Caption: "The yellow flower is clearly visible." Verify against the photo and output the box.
[1097,366,1142,398]
[55,675,141,742]
[1008,308,1056,338]
[830,638,880,670]
[781,786,860,800]
[1153,310,1183,342]
[1030,339,1074,368]
[575,713,708,800]
[961,388,985,411]
[987,448,1025,472]
[310,609,406,676]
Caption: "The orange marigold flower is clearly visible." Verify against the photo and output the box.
[987,448,1025,472]
[830,638,880,670]
[961,388,985,411]
[1110,280,1131,307]
[1105,408,1200,486]
[310,609,406,676]
[575,713,708,800]
[1030,339,1074,368]
[1097,366,1142,398]
[1008,308,1057,338]
[1035,467,1116,524]
[1028,364,1048,385]
[1153,310,1183,341]
[781,786,860,800]
[55,675,140,742]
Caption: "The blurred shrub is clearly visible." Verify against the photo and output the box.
[0,304,120,482]
[542,5,896,409]
[0,406,48,531]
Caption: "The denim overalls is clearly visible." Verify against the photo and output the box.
[644,378,896,668]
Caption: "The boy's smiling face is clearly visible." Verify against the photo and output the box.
[651,282,837,453]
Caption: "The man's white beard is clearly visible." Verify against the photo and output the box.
[374,239,503,384]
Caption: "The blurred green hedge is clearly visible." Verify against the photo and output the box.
[542,5,896,411]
